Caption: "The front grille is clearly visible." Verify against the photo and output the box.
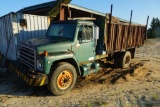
[19,45,36,69]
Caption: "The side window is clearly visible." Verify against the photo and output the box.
[78,25,93,43]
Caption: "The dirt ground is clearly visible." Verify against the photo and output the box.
[0,39,160,107]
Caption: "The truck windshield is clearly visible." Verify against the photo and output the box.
[46,23,76,40]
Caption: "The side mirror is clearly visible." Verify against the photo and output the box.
[94,26,99,46]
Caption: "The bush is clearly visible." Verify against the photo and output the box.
[147,17,160,38]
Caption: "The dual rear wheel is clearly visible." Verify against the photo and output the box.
[114,51,131,69]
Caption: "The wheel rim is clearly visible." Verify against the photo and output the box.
[57,70,73,90]
[125,55,130,65]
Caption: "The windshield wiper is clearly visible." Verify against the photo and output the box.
[57,36,71,41]
[58,29,64,36]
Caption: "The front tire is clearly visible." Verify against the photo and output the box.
[48,62,77,96]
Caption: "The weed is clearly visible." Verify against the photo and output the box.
[152,94,159,101]
[86,102,92,107]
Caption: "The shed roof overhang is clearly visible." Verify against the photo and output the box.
[59,4,133,23]
[17,1,142,25]
[17,0,71,17]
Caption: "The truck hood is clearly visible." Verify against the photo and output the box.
[22,38,72,54]
[37,41,72,54]
[22,38,58,48]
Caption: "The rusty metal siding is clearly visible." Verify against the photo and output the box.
[105,23,146,53]
[0,13,50,60]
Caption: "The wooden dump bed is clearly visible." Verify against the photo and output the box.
[104,16,147,53]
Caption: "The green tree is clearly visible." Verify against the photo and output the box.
[147,17,160,38]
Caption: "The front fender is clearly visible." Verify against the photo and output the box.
[43,54,81,75]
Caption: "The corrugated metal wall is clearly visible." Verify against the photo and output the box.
[0,13,50,60]
[0,13,14,60]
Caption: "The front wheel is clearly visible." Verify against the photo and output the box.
[48,62,77,96]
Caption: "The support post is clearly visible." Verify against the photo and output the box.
[145,16,149,40]
[108,4,113,42]
[126,10,133,49]
[60,4,65,20]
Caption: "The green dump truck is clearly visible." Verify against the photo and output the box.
[15,15,147,95]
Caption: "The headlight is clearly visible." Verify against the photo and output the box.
[37,60,43,70]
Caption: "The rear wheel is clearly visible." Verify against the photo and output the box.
[120,51,131,68]
[114,51,131,68]
[48,62,77,96]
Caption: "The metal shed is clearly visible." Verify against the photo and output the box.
[0,13,50,60]
[0,0,71,61]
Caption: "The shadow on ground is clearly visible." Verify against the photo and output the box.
[0,61,146,97]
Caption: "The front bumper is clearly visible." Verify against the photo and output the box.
[9,61,48,86]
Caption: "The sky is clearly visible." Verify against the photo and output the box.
[0,0,160,28]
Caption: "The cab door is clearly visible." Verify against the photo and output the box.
[74,25,95,63]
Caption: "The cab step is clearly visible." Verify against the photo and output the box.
[80,62,100,77]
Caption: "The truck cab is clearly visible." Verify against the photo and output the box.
[19,20,100,95]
